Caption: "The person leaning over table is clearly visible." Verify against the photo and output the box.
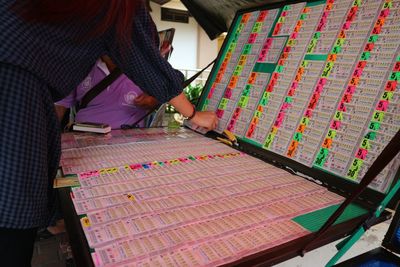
[0,0,218,266]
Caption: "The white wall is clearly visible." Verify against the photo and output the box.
[149,2,220,72]
[149,2,198,70]
[197,25,219,69]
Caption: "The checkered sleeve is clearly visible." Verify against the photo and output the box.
[108,5,184,104]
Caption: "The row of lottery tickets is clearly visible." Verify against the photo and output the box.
[61,127,198,150]
[61,133,345,267]
[202,0,400,193]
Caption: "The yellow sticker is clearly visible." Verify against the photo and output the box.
[127,194,136,201]
[81,217,91,227]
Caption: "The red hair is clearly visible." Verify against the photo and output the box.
[12,0,142,45]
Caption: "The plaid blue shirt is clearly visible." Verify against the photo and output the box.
[0,1,184,229]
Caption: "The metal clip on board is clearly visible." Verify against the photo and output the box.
[217,129,239,147]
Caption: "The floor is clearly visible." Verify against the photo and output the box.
[31,217,394,267]
[32,232,74,267]
[276,218,394,267]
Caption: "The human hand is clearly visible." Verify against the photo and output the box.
[134,93,159,110]
[190,111,218,131]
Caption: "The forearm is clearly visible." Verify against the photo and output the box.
[168,92,195,117]
[168,92,219,131]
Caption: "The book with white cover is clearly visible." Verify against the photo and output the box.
[72,122,111,134]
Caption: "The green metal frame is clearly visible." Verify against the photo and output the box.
[325,178,400,267]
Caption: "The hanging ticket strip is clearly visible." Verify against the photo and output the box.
[198,0,400,193]
[62,133,344,267]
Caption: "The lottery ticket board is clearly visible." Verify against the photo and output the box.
[61,129,353,267]
[199,0,400,193]
[58,1,400,266]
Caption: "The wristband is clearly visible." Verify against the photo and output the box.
[186,106,196,121]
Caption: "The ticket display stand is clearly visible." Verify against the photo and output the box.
[334,199,400,266]
[58,0,400,266]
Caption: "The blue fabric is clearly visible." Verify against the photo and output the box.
[0,63,60,229]
[0,1,184,103]
[0,1,184,229]
[358,260,398,267]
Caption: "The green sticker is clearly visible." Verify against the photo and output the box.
[326,62,334,69]
[283,5,291,11]
[255,111,262,118]
[233,71,240,76]
[239,96,249,108]
[383,2,392,8]
[369,122,381,131]
[235,65,243,72]
[321,70,331,78]
[381,91,393,101]
[260,97,268,106]
[244,44,252,50]
[263,91,270,99]
[361,52,371,61]
[327,129,337,139]
[287,39,296,46]
[218,98,229,109]
[301,117,310,126]
[335,38,345,47]
[347,158,363,179]
[352,157,363,168]
[309,39,318,46]
[252,26,261,33]
[334,111,343,121]
[347,166,360,180]
[300,14,307,20]
[243,48,251,55]
[253,22,262,32]
[238,96,245,107]
[278,16,286,23]
[314,148,329,167]
[243,88,250,96]
[313,32,321,39]
[364,131,376,140]
[372,111,384,122]
[275,65,284,73]
[353,0,361,7]
[331,46,342,54]
[263,133,275,149]
[389,72,400,81]
[285,96,293,103]
[397,55,400,61]
[360,138,371,149]
[368,35,379,43]
[294,132,303,142]
[307,45,315,54]
[321,63,333,77]
[243,46,251,53]
[301,60,309,68]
